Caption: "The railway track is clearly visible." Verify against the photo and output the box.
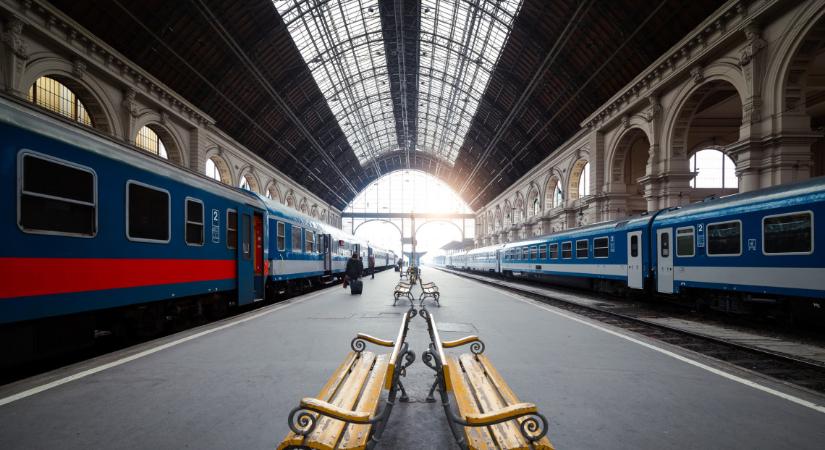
[438,267,825,395]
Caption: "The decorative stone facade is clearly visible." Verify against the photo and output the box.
[476,0,825,247]
[0,0,341,228]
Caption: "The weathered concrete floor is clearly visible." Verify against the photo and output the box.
[1,269,824,449]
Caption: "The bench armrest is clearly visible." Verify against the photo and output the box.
[355,333,394,347]
[464,402,538,426]
[299,398,372,424]
[441,335,480,348]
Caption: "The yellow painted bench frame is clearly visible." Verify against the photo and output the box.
[278,308,417,450]
[419,307,554,450]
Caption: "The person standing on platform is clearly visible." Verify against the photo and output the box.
[368,254,375,279]
[345,253,363,287]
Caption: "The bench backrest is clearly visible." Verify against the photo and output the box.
[384,308,413,389]
[423,310,452,392]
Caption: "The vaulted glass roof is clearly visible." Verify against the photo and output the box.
[275,0,397,164]
[274,0,522,166]
[417,0,522,162]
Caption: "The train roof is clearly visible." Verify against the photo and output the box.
[655,176,825,222]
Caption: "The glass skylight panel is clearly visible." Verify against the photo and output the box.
[418,0,522,163]
[274,0,397,164]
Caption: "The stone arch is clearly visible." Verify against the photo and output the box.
[772,7,825,178]
[132,114,186,166]
[526,183,541,217]
[486,211,494,234]
[299,198,308,214]
[768,0,825,117]
[284,190,296,209]
[320,209,327,222]
[567,158,590,201]
[22,54,119,135]
[236,166,262,194]
[609,126,650,215]
[503,200,513,227]
[542,169,564,210]
[513,191,525,223]
[663,63,747,162]
[203,149,233,185]
[494,206,503,231]
[265,180,282,202]
[310,205,319,218]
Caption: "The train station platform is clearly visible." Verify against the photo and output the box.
[1,269,825,449]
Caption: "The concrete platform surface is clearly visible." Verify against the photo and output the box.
[1,269,824,449]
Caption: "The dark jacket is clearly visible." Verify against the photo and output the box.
[346,257,363,279]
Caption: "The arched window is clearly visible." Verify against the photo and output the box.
[689,149,738,189]
[205,157,222,182]
[135,126,168,159]
[239,175,251,191]
[532,197,540,216]
[577,162,591,197]
[553,183,563,208]
[28,76,92,126]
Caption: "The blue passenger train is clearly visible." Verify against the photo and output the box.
[437,177,825,317]
[0,98,394,363]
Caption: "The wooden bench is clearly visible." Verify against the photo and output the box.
[393,282,413,306]
[418,281,440,307]
[278,308,417,450]
[419,308,554,450]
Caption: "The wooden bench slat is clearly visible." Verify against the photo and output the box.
[278,352,362,450]
[459,354,529,450]
[446,355,498,450]
[337,354,391,450]
[307,352,378,449]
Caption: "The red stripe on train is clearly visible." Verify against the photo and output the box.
[0,258,236,299]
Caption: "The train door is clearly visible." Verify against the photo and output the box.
[627,231,643,289]
[237,208,265,305]
[322,234,332,274]
[496,250,502,272]
[656,228,674,294]
[253,212,264,301]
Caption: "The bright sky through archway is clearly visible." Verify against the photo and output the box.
[343,170,474,258]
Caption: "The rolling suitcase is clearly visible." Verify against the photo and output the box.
[350,279,363,295]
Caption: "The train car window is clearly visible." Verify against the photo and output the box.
[763,212,813,254]
[576,240,589,258]
[630,235,638,257]
[292,226,302,252]
[19,152,96,236]
[593,237,609,258]
[226,210,237,249]
[530,246,537,260]
[126,181,169,243]
[562,242,572,259]
[676,227,695,257]
[305,230,314,253]
[241,214,251,260]
[185,198,204,246]
[660,232,670,257]
[549,243,559,259]
[538,245,547,259]
[276,221,285,252]
[707,221,741,256]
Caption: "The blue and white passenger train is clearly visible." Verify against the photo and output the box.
[0,98,394,363]
[437,177,825,317]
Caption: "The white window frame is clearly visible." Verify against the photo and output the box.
[549,243,559,259]
[226,209,237,249]
[292,225,302,253]
[305,229,315,253]
[575,239,589,259]
[593,236,609,259]
[705,219,742,257]
[277,221,286,252]
[761,211,814,256]
[675,226,695,258]
[126,180,171,244]
[17,150,98,238]
[561,241,573,259]
[184,197,204,246]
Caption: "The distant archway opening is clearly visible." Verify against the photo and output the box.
[205,156,231,185]
[134,124,184,165]
[545,176,563,209]
[689,148,739,190]
[569,159,590,201]
[611,128,649,214]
